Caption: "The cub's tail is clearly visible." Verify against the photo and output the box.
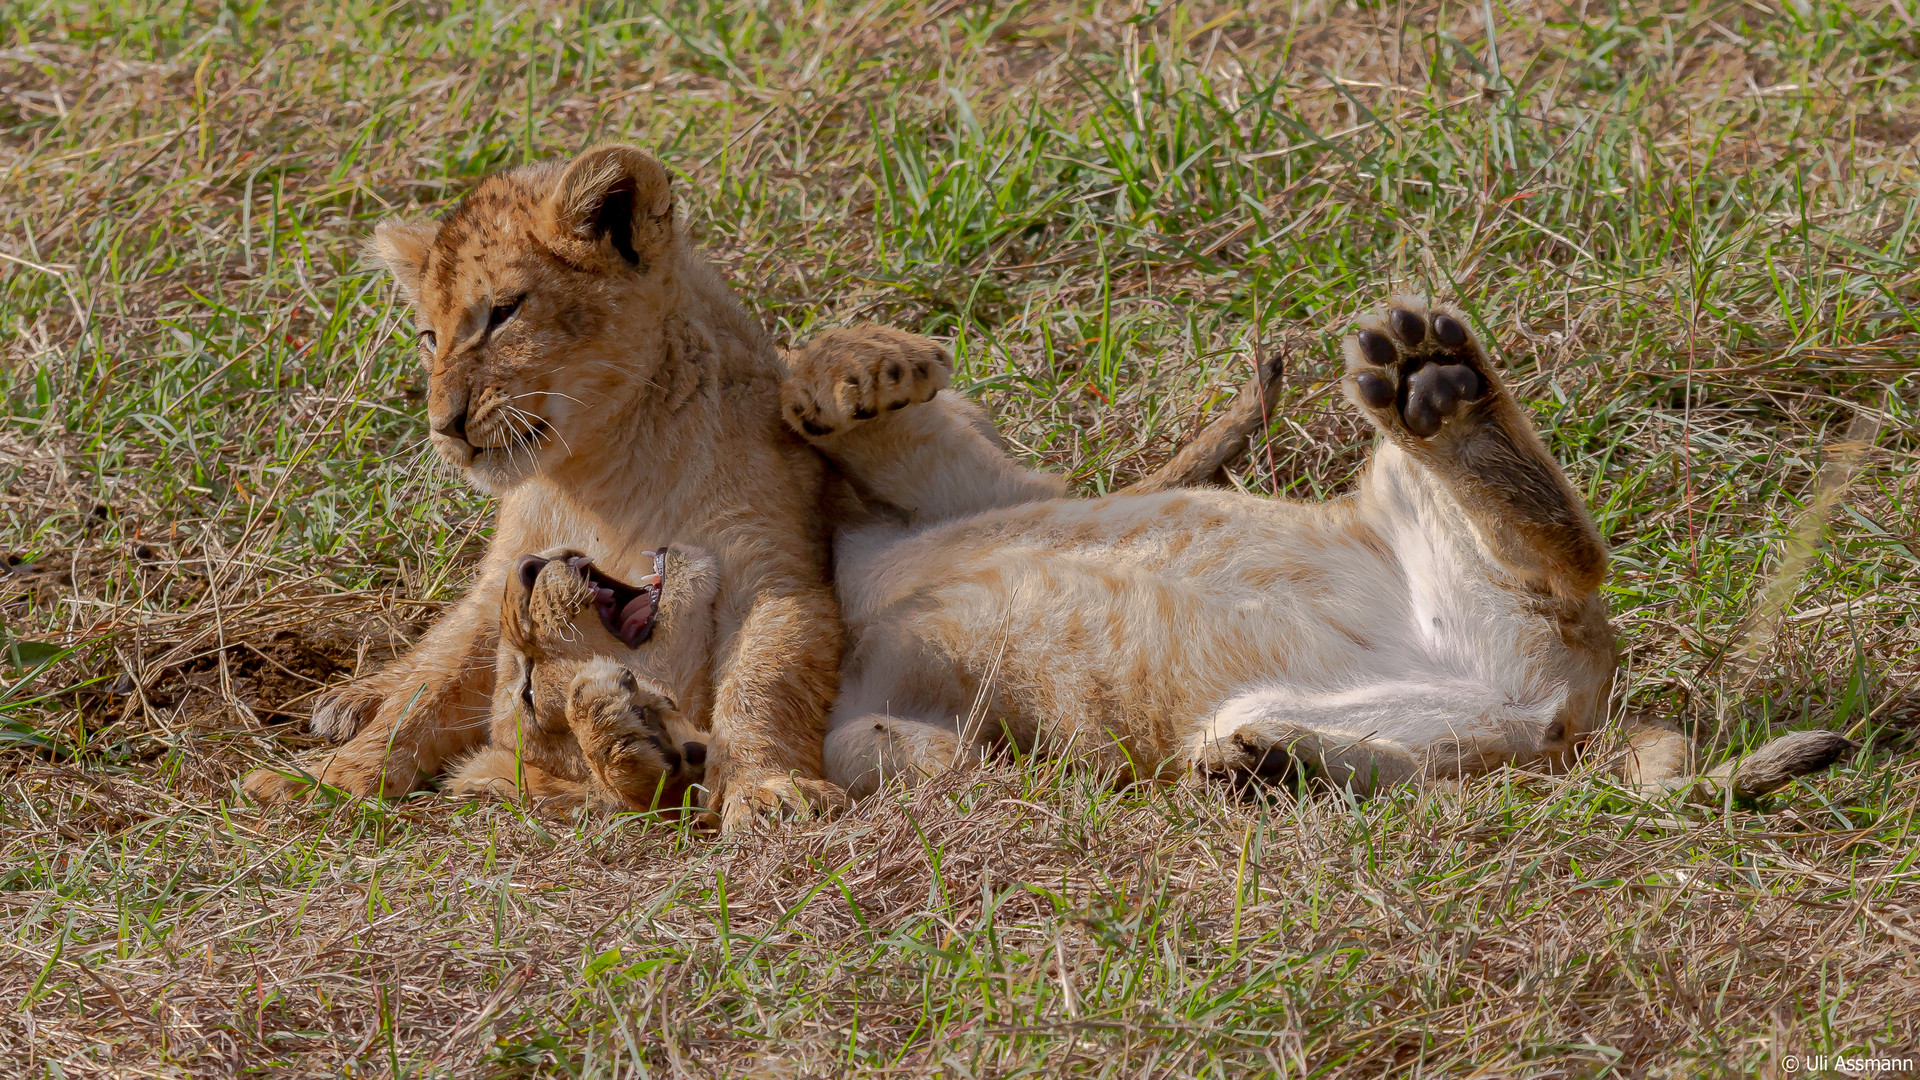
[1622,724,1857,804]
[1712,728,1859,801]
[1125,348,1286,494]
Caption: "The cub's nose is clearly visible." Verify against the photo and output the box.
[432,409,469,440]
[516,554,550,590]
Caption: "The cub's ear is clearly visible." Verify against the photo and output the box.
[543,144,675,272]
[364,218,437,302]
[497,556,542,655]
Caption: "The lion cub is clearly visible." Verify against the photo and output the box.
[518,297,1853,807]
[239,132,1279,825]
[443,547,717,811]
[243,144,861,829]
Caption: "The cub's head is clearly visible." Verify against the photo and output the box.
[369,145,683,494]
[493,546,720,811]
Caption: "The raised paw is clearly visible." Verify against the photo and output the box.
[1344,300,1493,439]
[568,660,696,809]
[782,325,950,438]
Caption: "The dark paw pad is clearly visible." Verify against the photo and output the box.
[1347,304,1490,438]
[1389,308,1426,345]
[1355,371,1395,408]
[1358,329,1397,369]
[1403,362,1484,437]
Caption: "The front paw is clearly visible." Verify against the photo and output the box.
[308,680,386,743]
[1343,300,1494,440]
[569,662,692,809]
[242,748,427,805]
[716,774,850,832]
[782,325,950,438]
[242,763,319,805]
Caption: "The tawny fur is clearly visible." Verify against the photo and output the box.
[1617,725,1857,804]
[544,297,1850,806]
[472,327,1279,809]
[472,548,850,816]
[242,145,849,830]
[441,546,718,812]
[814,297,1616,795]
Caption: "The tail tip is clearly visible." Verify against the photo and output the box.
[1728,729,1858,800]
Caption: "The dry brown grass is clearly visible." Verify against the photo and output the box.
[1,0,1917,1075]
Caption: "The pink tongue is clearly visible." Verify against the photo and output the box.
[617,593,655,645]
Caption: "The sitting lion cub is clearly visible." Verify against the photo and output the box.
[243,144,927,828]
[498,296,1854,807]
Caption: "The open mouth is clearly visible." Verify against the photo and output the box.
[518,551,665,648]
[575,551,665,648]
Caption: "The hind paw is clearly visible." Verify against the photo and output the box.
[782,325,950,438]
[1190,728,1301,796]
[1190,718,1313,795]
[1344,300,1495,439]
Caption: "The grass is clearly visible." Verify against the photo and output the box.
[1,0,1917,1074]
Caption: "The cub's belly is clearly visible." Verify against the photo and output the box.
[844,547,1412,764]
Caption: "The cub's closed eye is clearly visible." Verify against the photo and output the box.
[488,296,524,332]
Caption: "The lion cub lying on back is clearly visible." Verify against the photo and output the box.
[478,297,1854,809]
[443,547,719,810]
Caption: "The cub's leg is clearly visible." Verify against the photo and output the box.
[247,485,589,803]
[1343,299,1607,602]
[243,584,499,803]
[566,661,706,811]
[446,666,710,812]
[783,326,1064,525]
[444,748,591,805]
[786,325,1289,520]
[1191,681,1567,796]
[822,712,987,800]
